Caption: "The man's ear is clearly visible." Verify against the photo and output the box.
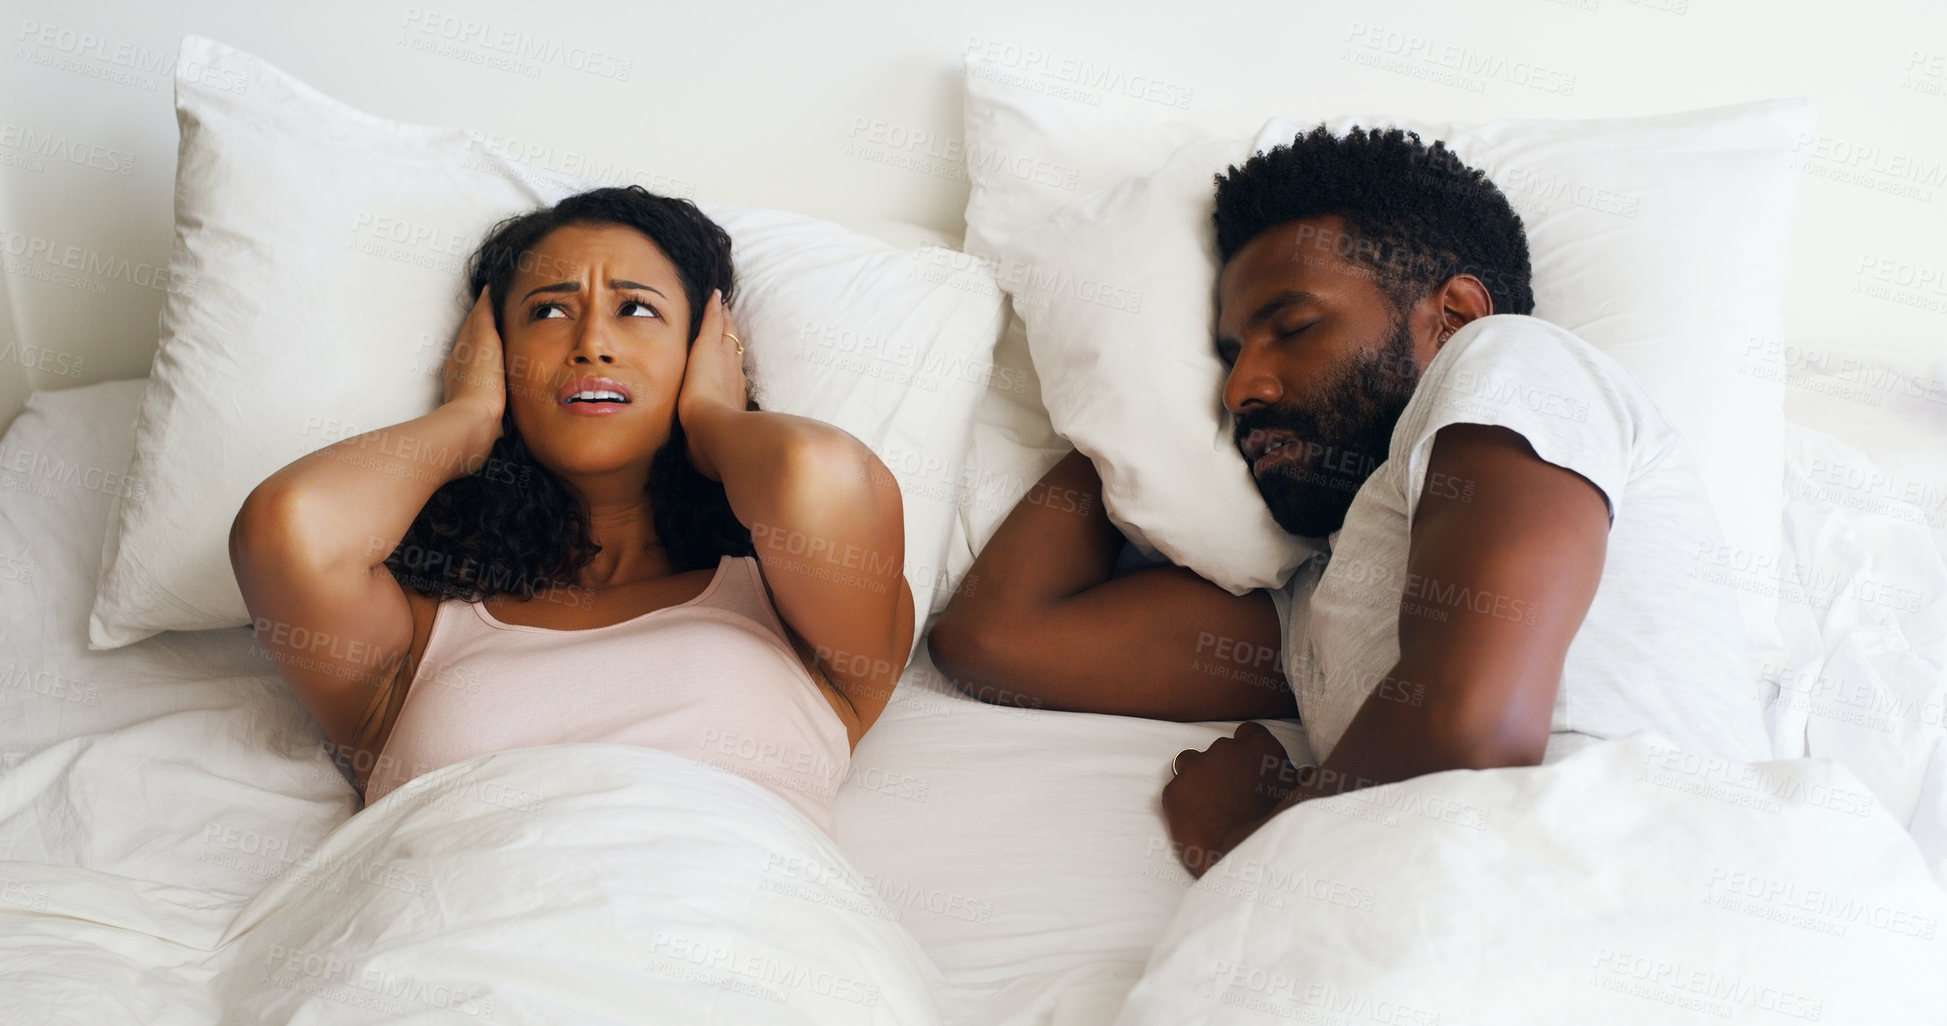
[1435,274,1495,342]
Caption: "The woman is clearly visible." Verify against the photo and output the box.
[229,186,914,834]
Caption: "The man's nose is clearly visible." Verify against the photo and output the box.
[1223,347,1284,415]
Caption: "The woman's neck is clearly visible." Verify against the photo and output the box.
[565,472,674,588]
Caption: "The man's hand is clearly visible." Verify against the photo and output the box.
[1161,721,1301,878]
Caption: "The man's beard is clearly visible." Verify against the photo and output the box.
[1234,314,1421,539]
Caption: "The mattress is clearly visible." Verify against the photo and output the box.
[0,373,1942,1024]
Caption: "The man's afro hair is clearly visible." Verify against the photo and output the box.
[1212,125,1534,316]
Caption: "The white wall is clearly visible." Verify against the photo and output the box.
[0,186,27,425]
[3,0,1943,435]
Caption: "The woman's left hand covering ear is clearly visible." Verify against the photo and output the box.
[676,289,750,479]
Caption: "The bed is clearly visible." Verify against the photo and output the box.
[4,314,1944,1025]
[5,3,1946,1024]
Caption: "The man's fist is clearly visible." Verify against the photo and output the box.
[1161,721,1301,877]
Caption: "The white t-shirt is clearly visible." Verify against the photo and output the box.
[1268,314,1771,764]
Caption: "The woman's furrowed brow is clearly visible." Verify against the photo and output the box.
[519,279,668,303]
[609,279,667,298]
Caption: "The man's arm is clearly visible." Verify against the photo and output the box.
[1301,422,1608,780]
[1166,423,1609,871]
[929,448,1296,721]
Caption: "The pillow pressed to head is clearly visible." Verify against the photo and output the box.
[984,86,1812,657]
[958,55,1236,262]
[87,35,1005,651]
[1001,134,1318,591]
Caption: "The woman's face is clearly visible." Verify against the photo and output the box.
[500,222,693,481]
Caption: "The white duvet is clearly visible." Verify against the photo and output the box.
[204,743,944,1025]
[1117,735,1946,1024]
[5,377,1946,1025]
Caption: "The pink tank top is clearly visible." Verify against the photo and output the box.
[363,555,852,833]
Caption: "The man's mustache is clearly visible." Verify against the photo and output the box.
[1234,404,1318,449]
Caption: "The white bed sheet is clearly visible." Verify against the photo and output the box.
[0,377,1300,1026]
[1,369,1942,1025]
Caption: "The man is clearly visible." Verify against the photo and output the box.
[928,125,1769,876]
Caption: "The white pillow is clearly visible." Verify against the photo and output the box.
[1004,135,1317,592]
[981,74,1811,653]
[87,35,1004,650]
[960,62,1232,261]
[960,52,1282,260]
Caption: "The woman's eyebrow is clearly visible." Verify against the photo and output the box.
[519,279,670,303]
[609,279,667,298]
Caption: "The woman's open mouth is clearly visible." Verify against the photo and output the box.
[556,376,634,416]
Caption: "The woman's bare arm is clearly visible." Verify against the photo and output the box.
[679,292,914,746]
[229,288,505,793]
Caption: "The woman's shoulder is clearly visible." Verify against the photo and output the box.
[719,553,782,617]
[394,586,452,687]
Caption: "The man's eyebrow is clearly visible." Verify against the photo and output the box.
[1215,289,1322,353]
[519,279,670,303]
[1247,289,1321,327]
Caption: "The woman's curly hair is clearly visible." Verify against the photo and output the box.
[384,186,754,602]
